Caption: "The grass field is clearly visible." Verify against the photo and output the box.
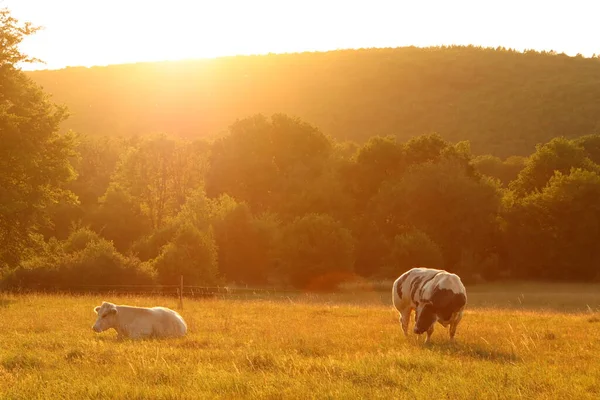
[1,283,600,399]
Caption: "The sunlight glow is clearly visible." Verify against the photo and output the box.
[4,0,600,70]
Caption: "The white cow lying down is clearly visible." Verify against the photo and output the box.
[92,301,187,339]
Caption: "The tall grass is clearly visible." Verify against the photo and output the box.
[0,283,599,399]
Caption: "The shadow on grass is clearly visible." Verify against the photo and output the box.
[424,340,521,363]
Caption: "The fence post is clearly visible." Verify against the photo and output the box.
[179,275,184,310]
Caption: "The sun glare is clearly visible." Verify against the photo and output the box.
[4,0,600,70]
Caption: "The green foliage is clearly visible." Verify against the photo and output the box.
[404,133,451,166]
[380,229,445,278]
[110,134,208,229]
[4,10,600,285]
[92,184,152,252]
[473,154,526,186]
[28,46,600,158]
[352,220,391,277]
[504,168,600,280]
[509,137,599,197]
[0,9,78,268]
[69,135,124,208]
[207,113,332,214]
[212,202,281,285]
[341,135,405,209]
[276,213,355,289]
[1,228,154,289]
[372,159,502,273]
[130,224,179,262]
[63,227,101,253]
[131,190,225,268]
[152,223,218,286]
[0,8,41,66]
[574,133,600,164]
[281,160,355,222]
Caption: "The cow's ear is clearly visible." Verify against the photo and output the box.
[94,306,100,314]
[108,307,117,315]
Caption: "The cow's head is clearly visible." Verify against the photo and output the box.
[92,302,118,333]
[414,300,437,334]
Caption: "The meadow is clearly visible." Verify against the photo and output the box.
[1,283,600,399]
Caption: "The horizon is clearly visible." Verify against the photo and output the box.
[22,45,593,73]
[4,0,600,71]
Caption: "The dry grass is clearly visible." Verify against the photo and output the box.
[0,283,599,399]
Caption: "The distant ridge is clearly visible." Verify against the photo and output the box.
[27,45,600,157]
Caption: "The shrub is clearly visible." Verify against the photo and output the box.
[380,228,444,278]
[0,229,154,290]
[275,213,355,290]
[152,224,219,286]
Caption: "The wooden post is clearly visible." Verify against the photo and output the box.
[179,275,184,310]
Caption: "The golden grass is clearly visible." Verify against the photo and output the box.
[0,283,599,399]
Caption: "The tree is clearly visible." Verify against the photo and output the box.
[1,227,154,289]
[0,8,40,66]
[107,134,208,230]
[0,8,77,268]
[371,159,502,273]
[92,184,151,252]
[152,223,219,286]
[41,135,125,241]
[404,133,452,166]
[574,133,600,165]
[472,154,526,186]
[380,229,444,279]
[212,201,281,285]
[504,168,600,280]
[206,113,333,214]
[340,135,404,210]
[70,135,124,208]
[280,159,355,222]
[275,213,355,289]
[509,137,599,197]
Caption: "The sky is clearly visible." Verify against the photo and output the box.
[3,0,600,70]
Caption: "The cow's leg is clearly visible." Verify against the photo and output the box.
[449,311,463,340]
[425,325,434,344]
[400,308,411,336]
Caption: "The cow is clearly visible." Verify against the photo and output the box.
[392,267,467,343]
[92,301,187,340]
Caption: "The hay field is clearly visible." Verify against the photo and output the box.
[1,283,599,399]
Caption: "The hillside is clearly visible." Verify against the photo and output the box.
[27,46,600,157]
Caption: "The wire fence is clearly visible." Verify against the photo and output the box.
[0,276,396,308]
[2,281,303,301]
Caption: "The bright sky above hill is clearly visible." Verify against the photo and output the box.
[4,0,600,70]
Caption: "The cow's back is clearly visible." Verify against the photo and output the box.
[115,305,187,338]
[428,273,467,321]
[150,307,187,337]
[393,267,444,310]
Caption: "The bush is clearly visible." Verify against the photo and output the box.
[380,228,444,278]
[0,229,154,290]
[276,213,355,290]
[152,223,219,286]
[63,227,101,253]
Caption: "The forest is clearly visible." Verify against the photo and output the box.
[27,45,600,159]
[2,9,600,290]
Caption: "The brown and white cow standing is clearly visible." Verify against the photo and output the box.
[392,267,467,343]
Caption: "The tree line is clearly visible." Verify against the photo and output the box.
[28,42,600,159]
[2,8,600,290]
